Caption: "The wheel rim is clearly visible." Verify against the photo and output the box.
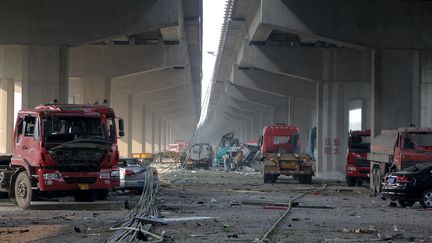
[17,181,28,199]
[424,192,432,207]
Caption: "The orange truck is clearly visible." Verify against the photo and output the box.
[259,125,314,184]
[0,104,124,209]
[368,128,432,193]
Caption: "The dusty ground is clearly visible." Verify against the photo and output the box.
[0,166,431,243]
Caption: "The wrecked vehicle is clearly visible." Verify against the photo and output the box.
[0,104,124,209]
[214,132,238,166]
[117,158,158,192]
[382,163,432,208]
[260,125,314,184]
[185,143,212,170]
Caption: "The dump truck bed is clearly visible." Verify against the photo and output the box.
[367,130,398,164]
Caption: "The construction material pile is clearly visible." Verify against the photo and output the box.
[107,167,161,242]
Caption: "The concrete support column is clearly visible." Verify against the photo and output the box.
[371,49,421,138]
[316,82,348,179]
[144,106,153,153]
[131,103,143,154]
[22,45,68,108]
[112,94,132,157]
[288,96,314,153]
[0,78,14,153]
[420,51,432,127]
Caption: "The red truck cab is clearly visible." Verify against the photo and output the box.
[346,130,370,186]
[260,125,300,154]
[260,125,313,184]
[1,104,124,208]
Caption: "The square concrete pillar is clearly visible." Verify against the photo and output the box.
[131,103,144,154]
[371,49,420,138]
[144,106,153,153]
[316,82,348,179]
[112,94,132,157]
[22,45,69,108]
[288,96,314,153]
[0,78,15,153]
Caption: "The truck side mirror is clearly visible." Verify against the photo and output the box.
[118,118,125,137]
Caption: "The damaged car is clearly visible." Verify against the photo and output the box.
[381,163,432,208]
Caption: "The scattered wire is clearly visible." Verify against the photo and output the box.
[106,168,161,242]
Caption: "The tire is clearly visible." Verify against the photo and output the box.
[74,190,97,202]
[298,175,312,184]
[420,189,432,208]
[346,176,357,187]
[14,172,37,209]
[264,174,273,183]
[398,199,415,207]
[357,179,363,187]
[96,189,109,200]
[271,174,278,183]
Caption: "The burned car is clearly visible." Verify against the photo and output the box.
[117,158,157,192]
[381,163,432,208]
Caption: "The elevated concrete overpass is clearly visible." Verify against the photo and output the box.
[0,0,202,157]
[199,0,432,179]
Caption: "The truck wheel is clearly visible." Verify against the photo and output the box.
[398,199,415,207]
[346,176,357,187]
[74,190,97,202]
[270,174,278,183]
[357,179,363,186]
[14,172,36,209]
[298,175,312,184]
[420,189,432,208]
[264,174,273,183]
[96,189,109,200]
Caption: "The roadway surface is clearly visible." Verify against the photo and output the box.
[0,167,431,242]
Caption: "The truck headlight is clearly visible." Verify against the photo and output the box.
[100,172,111,179]
[43,173,60,180]
[347,166,357,171]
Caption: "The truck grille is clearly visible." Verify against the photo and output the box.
[49,148,105,172]
[63,177,97,184]
[355,159,370,167]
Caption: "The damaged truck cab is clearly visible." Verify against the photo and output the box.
[260,125,314,184]
[0,104,124,209]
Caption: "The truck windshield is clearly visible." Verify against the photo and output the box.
[273,136,290,145]
[403,132,432,150]
[44,116,107,144]
[349,135,370,151]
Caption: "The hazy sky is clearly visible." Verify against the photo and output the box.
[198,0,226,126]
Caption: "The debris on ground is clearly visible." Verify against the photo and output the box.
[73,226,81,233]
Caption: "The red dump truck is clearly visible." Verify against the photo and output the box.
[259,125,314,184]
[346,130,371,187]
[368,128,432,193]
[0,104,124,209]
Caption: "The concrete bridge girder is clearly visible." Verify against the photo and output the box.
[231,67,316,97]
[0,0,184,45]
[246,0,431,49]
[237,39,370,83]
[224,82,287,106]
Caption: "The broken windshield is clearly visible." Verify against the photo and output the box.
[44,116,107,144]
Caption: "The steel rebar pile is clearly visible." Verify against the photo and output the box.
[106,167,161,242]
